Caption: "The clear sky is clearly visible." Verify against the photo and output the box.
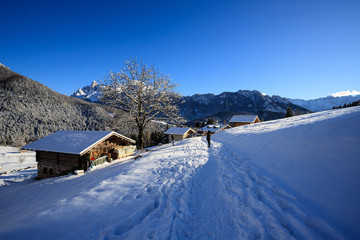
[1,0,359,99]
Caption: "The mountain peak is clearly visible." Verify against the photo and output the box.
[90,80,98,88]
[71,81,103,102]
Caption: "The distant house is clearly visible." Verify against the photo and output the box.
[228,115,260,127]
[197,124,230,135]
[164,127,196,142]
[22,131,136,179]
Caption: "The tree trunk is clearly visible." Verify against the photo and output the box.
[137,125,144,151]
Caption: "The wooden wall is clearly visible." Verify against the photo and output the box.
[36,151,81,178]
[229,122,251,127]
[37,151,80,168]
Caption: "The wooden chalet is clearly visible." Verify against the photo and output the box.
[228,115,260,127]
[22,131,136,179]
[164,127,196,142]
[197,124,231,135]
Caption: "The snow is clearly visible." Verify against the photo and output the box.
[164,127,193,135]
[22,131,134,155]
[330,90,360,97]
[198,124,228,133]
[228,114,259,123]
[151,120,168,125]
[0,107,359,239]
[290,94,360,112]
[71,81,103,102]
[0,147,36,186]
[90,80,98,88]
[75,88,86,96]
[214,106,360,239]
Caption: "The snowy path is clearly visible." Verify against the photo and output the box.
[101,137,210,239]
[101,138,343,239]
[171,140,343,240]
[0,135,346,239]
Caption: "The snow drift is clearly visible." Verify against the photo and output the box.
[214,106,360,239]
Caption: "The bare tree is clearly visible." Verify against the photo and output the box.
[101,58,182,150]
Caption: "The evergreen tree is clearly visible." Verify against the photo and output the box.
[286,106,294,118]
[206,118,217,125]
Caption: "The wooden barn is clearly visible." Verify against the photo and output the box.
[197,124,231,135]
[22,131,136,179]
[164,127,196,142]
[228,115,260,127]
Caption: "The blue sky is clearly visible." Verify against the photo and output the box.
[1,0,359,99]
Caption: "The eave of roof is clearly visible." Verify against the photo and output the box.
[228,115,259,123]
[79,132,135,155]
[198,124,229,132]
[164,127,195,135]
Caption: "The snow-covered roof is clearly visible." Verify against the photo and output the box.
[22,131,135,155]
[198,124,229,133]
[228,115,259,123]
[164,127,195,135]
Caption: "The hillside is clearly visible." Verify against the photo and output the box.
[0,107,359,239]
[0,64,111,145]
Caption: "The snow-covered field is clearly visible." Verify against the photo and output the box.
[214,107,360,239]
[0,147,36,186]
[0,107,359,239]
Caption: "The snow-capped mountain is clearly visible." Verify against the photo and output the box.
[179,90,308,122]
[289,91,360,112]
[71,81,360,120]
[71,82,308,121]
[71,80,103,102]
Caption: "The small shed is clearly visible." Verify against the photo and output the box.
[22,131,136,179]
[228,115,260,127]
[164,127,196,142]
[197,124,230,135]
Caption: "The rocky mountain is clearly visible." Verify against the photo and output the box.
[71,81,309,122]
[0,64,112,146]
[179,91,309,122]
[289,91,360,112]
[71,80,103,102]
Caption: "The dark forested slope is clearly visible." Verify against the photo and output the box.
[0,64,111,145]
